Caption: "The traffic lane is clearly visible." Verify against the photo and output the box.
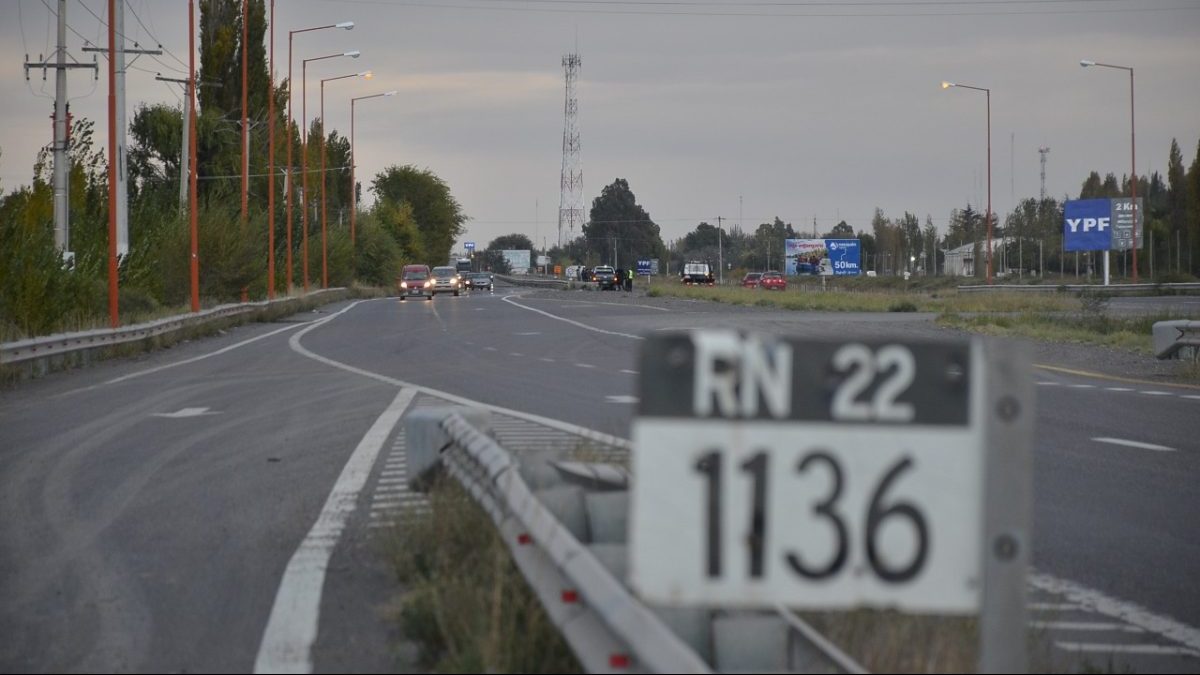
[0,306,397,672]
[1108,295,1200,316]
[297,293,640,437]
[1031,383,1200,627]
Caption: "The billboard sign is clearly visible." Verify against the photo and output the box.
[785,239,861,276]
[1063,198,1143,252]
[501,249,531,274]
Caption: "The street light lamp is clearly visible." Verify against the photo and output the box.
[286,21,353,294]
[942,80,993,285]
[350,90,397,250]
[1080,58,1138,284]
[300,50,359,291]
[319,70,373,288]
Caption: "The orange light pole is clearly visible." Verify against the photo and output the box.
[266,0,275,299]
[287,21,353,295]
[350,90,397,249]
[241,0,248,223]
[1081,60,1138,283]
[942,81,993,285]
[107,0,118,327]
[320,70,372,288]
[301,50,359,291]
[189,0,199,312]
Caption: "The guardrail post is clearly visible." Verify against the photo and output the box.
[405,406,491,490]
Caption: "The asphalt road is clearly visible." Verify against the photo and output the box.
[1,282,1197,672]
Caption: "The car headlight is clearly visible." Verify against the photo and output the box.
[400,281,408,289]
[423,281,431,288]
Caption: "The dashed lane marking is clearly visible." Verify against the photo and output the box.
[1092,437,1176,452]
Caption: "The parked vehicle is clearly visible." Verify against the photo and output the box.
[592,265,619,290]
[759,271,787,291]
[741,272,762,288]
[681,261,715,285]
[398,264,432,301]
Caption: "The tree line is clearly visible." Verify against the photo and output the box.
[1,0,464,339]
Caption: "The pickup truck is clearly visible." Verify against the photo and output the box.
[680,261,715,286]
[592,265,619,290]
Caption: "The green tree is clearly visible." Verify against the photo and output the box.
[825,220,854,238]
[583,178,665,267]
[370,165,467,265]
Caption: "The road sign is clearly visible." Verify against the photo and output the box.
[629,331,1031,618]
[464,241,476,251]
[637,259,652,276]
[1064,198,1143,252]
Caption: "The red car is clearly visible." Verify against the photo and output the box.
[759,271,787,291]
[741,272,762,289]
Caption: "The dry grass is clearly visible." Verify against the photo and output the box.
[382,475,581,674]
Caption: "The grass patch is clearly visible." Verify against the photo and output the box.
[799,610,978,673]
[384,475,582,674]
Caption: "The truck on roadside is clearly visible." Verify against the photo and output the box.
[680,260,715,286]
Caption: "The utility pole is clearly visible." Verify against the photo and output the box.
[156,76,193,209]
[82,10,162,258]
[716,216,724,284]
[24,0,98,263]
[1038,147,1050,200]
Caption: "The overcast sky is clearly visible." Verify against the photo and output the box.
[3,0,1199,251]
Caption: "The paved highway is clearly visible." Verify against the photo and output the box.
[2,282,1197,672]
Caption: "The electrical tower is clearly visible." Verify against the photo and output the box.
[1038,146,1051,200]
[557,53,583,248]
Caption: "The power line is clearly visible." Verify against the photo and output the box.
[73,0,187,75]
[124,0,190,71]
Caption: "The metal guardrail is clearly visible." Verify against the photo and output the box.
[494,273,569,289]
[409,407,866,674]
[1153,320,1200,360]
[958,282,1200,294]
[0,288,345,367]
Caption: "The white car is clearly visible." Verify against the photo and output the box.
[429,266,461,296]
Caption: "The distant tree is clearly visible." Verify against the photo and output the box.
[1188,139,1200,273]
[370,165,467,265]
[583,178,665,266]
[825,220,854,238]
[487,233,536,252]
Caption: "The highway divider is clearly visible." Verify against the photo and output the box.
[958,282,1200,295]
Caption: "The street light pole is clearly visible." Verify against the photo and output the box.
[350,91,397,249]
[942,81,993,285]
[288,23,354,293]
[320,70,372,288]
[1081,59,1138,283]
[301,50,360,291]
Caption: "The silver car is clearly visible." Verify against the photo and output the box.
[429,266,462,297]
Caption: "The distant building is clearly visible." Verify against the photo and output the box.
[942,238,1012,277]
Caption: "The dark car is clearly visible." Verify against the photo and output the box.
[741,272,762,289]
[759,271,787,291]
[398,267,432,301]
[592,265,619,290]
[464,272,493,291]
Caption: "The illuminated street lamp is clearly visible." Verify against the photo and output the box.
[350,90,398,249]
[942,80,993,285]
[286,21,353,293]
[1081,59,1139,284]
[319,70,373,288]
[301,50,360,290]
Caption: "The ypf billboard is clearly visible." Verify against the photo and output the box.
[1063,198,1143,252]
[785,239,861,276]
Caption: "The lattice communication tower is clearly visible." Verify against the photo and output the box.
[558,54,583,247]
[1038,146,1051,200]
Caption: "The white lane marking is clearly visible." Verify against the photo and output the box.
[1055,643,1200,657]
[254,387,416,674]
[549,298,672,312]
[1104,387,1135,392]
[1139,391,1173,396]
[1029,603,1084,612]
[1037,381,1061,386]
[515,331,542,336]
[620,369,640,375]
[1030,621,1144,633]
[151,407,218,419]
[605,395,639,404]
[1092,437,1176,452]
[539,358,556,363]
[1185,395,1200,401]
[1068,384,1096,389]
[509,353,524,357]
[287,306,631,450]
[1029,572,1200,652]
[575,363,595,369]
[502,295,643,340]
[484,347,498,352]
[57,316,320,397]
